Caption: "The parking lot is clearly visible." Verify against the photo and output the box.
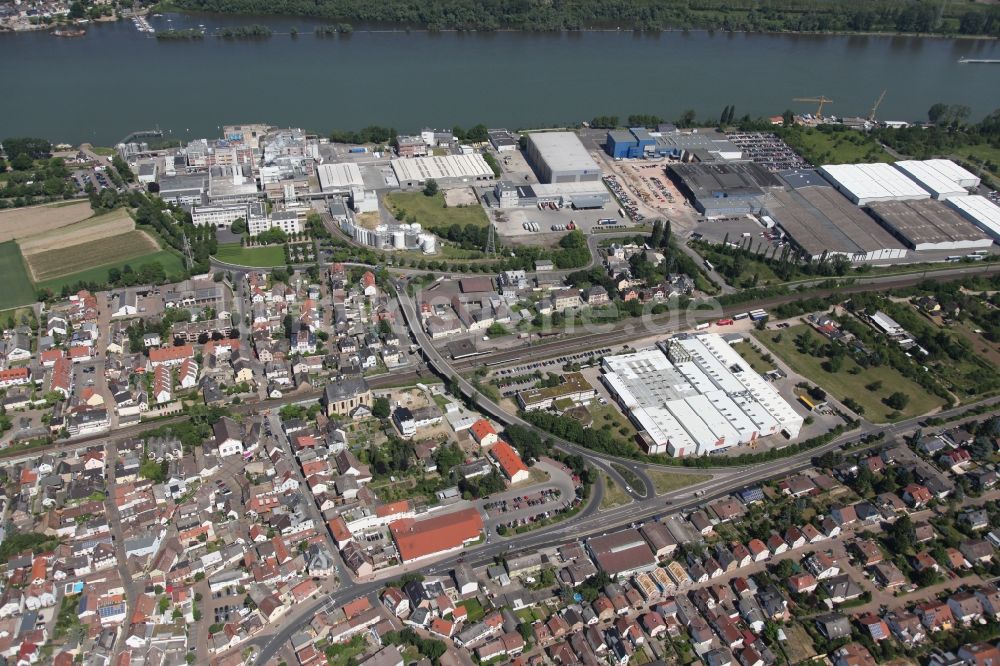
[491,348,613,384]
[496,206,629,240]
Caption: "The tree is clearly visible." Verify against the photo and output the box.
[422,178,439,197]
[372,397,390,419]
[677,109,697,128]
[885,391,910,410]
[782,109,795,127]
[10,153,32,171]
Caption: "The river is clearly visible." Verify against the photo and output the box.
[3,13,999,145]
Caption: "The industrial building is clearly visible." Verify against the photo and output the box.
[667,161,782,218]
[607,128,742,162]
[390,154,495,188]
[191,202,251,228]
[867,199,992,251]
[765,170,908,261]
[524,132,601,183]
[488,129,519,152]
[492,180,611,209]
[317,162,366,193]
[206,165,260,204]
[818,163,929,205]
[600,335,802,457]
[893,159,979,200]
[338,218,438,254]
[946,195,1000,242]
[586,529,658,578]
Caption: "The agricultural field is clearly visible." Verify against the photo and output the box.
[0,241,37,310]
[17,207,134,256]
[385,191,490,228]
[0,200,94,243]
[216,243,287,267]
[35,250,186,294]
[754,324,945,422]
[26,230,161,282]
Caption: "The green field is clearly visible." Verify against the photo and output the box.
[27,230,160,281]
[216,243,287,267]
[600,475,632,510]
[648,470,713,495]
[0,241,37,309]
[35,249,186,293]
[754,325,945,423]
[780,127,893,165]
[385,191,490,228]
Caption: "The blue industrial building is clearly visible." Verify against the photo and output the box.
[606,128,656,159]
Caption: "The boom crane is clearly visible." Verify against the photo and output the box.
[792,96,834,118]
[868,89,887,123]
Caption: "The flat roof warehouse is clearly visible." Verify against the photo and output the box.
[868,199,992,251]
[390,154,495,185]
[765,170,907,261]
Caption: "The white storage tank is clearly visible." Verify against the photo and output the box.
[392,230,406,249]
[420,234,437,254]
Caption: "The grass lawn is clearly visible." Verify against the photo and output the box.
[35,249,186,293]
[216,243,287,267]
[89,146,116,156]
[732,341,776,374]
[689,241,793,288]
[589,403,639,446]
[0,306,34,327]
[648,470,712,495]
[779,126,893,165]
[754,325,945,423]
[0,241,38,309]
[384,191,489,228]
[952,143,1000,181]
[458,597,486,622]
[601,475,633,510]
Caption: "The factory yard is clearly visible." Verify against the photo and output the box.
[0,200,94,242]
[754,323,946,422]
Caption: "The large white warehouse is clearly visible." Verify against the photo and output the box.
[390,154,495,188]
[946,195,1000,242]
[893,159,978,200]
[600,335,803,458]
[819,162,930,205]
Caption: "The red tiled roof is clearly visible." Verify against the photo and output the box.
[390,507,483,562]
[470,418,497,442]
[149,345,194,364]
[490,441,528,479]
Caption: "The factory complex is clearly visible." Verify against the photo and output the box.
[666,161,783,218]
[600,334,804,458]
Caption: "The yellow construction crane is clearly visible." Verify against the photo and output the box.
[868,89,887,123]
[793,96,834,118]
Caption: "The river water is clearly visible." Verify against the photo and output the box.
[3,13,999,144]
